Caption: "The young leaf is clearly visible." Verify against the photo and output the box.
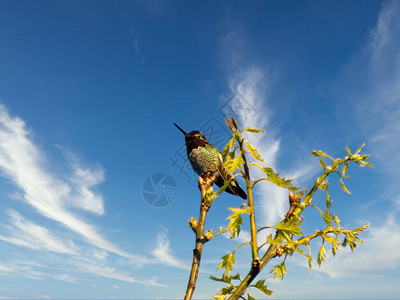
[226,207,252,239]
[311,150,334,161]
[225,155,244,174]
[231,116,239,130]
[317,243,327,265]
[341,163,350,178]
[339,175,351,194]
[319,158,327,169]
[260,166,274,176]
[267,172,294,189]
[274,217,303,237]
[306,245,313,270]
[254,279,273,296]
[245,140,264,162]
[217,253,236,276]
[210,274,232,284]
[213,292,228,300]
[325,189,332,209]
[345,145,352,155]
[223,137,236,157]
[221,285,234,295]
[226,117,236,133]
[271,262,287,280]
[355,143,365,155]
[247,293,256,300]
[332,240,340,256]
[241,127,265,133]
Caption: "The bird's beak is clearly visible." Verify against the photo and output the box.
[173,123,187,135]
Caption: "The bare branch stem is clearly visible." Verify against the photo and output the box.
[184,174,215,300]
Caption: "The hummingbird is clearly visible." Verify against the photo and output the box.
[174,123,247,199]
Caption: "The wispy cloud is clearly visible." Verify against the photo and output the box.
[0,260,45,280]
[341,0,400,176]
[0,104,181,286]
[0,210,78,255]
[152,231,189,270]
[218,20,319,226]
[318,215,400,278]
[0,104,143,260]
[69,159,105,215]
[77,261,165,286]
[316,0,400,280]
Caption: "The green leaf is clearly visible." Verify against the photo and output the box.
[354,223,370,233]
[267,172,294,189]
[319,158,327,169]
[307,246,313,270]
[213,292,228,300]
[322,210,333,227]
[339,175,351,194]
[215,179,233,198]
[256,165,297,190]
[317,243,327,265]
[311,150,334,161]
[271,262,287,280]
[254,279,273,296]
[267,233,282,245]
[221,285,234,295]
[332,240,340,256]
[333,215,341,227]
[319,180,329,191]
[260,166,274,175]
[275,217,303,237]
[225,207,252,239]
[325,189,332,209]
[223,137,236,157]
[355,143,365,155]
[341,163,350,178]
[224,155,244,174]
[217,253,236,276]
[231,116,238,130]
[247,294,256,300]
[210,275,231,284]
[345,145,352,155]
[241,127,265,133]
[245,140,264,162]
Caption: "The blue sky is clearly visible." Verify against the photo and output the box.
[0,0,399,299]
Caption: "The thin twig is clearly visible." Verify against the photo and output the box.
[184,173,215,300]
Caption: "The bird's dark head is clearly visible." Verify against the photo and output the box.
[174,123,209,149]
[185,130,209,148]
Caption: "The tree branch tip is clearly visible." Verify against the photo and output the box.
[204,230,214,242]
[189,218,198,232]
[275,247,285,257]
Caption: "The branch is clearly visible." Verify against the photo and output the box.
[184,173,215,300]
[227,176,325,299]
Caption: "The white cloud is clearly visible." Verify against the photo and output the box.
[69,159,105,215]
[0,104,144,261]
[151,231,189,270]
[0,104,190,288]
[0,104,173,287]
[218,25,286,226]
[52,273,78,283]
[318,215,400,278]
[313,0,400,282]
[77,261,165,286]
[218,23,319,227]
[349,0,400,176]
[0,260,45,280]
[0,210,78,255]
